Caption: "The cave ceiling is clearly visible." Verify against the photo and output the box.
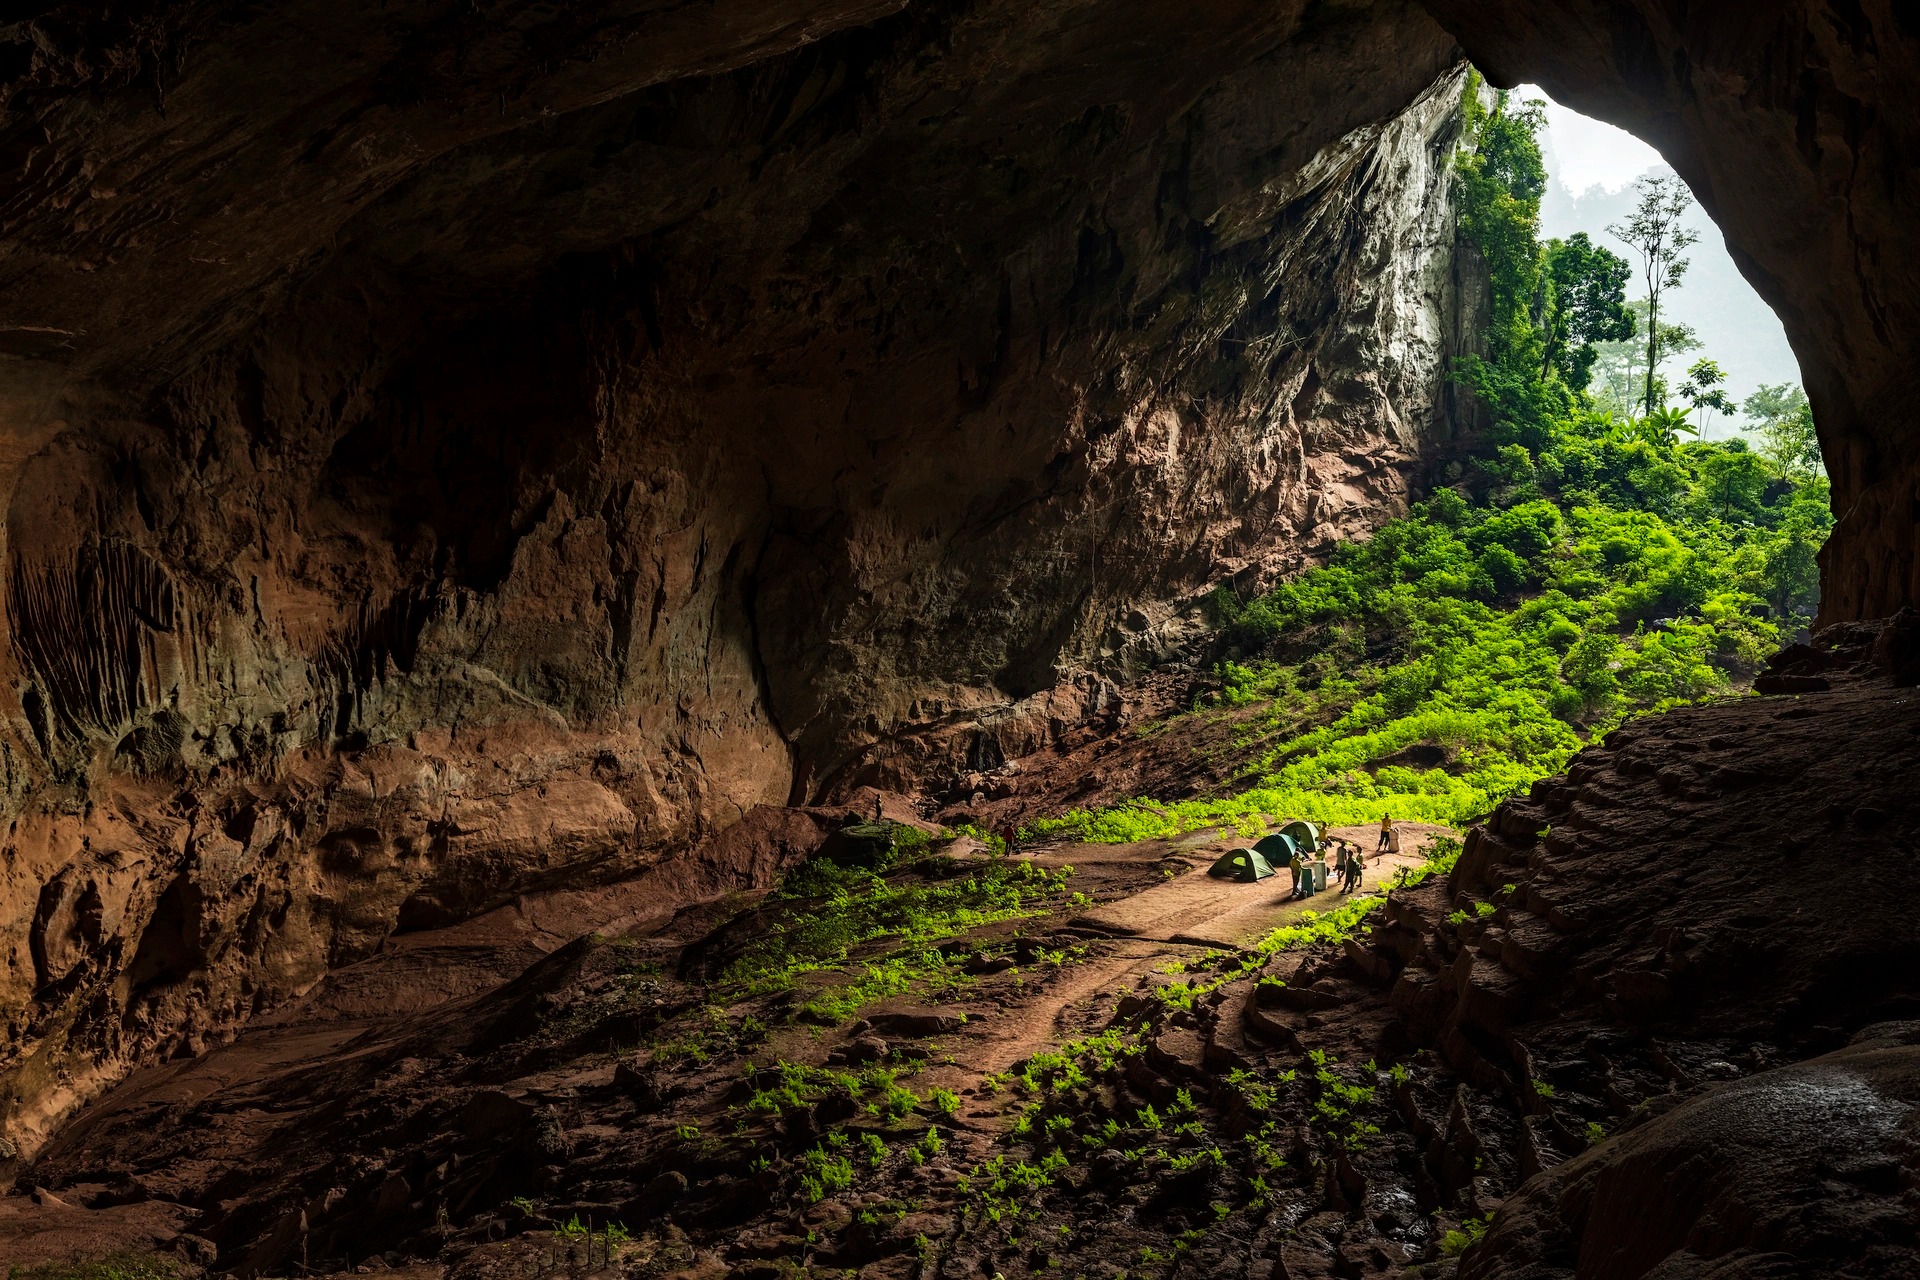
[0,0,1914,1243]
[0,5,1911,625]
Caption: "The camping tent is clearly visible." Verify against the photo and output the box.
[1278,820,1320,853]
[1252,832,1299,864]
[1207,848,1278,882]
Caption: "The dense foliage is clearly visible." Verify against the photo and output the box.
[1033,83,1830,841]
[722,832,1079,1023]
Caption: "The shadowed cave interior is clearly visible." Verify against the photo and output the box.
[0,3,1915,1278]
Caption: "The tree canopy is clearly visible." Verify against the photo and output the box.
[1030,79,1835,843]
[1541,233,1634,391]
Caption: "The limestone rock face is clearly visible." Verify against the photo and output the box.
[0,1,1475,1144]
[1418,0,1920,623]
[1462,1032,1920,1280]
[5,0,1916,1192]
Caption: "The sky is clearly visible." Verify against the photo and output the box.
[1519,86,1803,438]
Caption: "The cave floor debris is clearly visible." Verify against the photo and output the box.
[9,660,1920,1280]
[1,819,1453,1276]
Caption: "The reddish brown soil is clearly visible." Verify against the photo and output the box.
[6,626,1920,1280]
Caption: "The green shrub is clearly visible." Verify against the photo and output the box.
[725,857,1071,1017]
[1023,79,1828,852]
[8,1258,179,1280]
[1440,1216,1490,1257]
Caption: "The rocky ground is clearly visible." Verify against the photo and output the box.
[1,6,1916,1277]
[6,619,1920,1280]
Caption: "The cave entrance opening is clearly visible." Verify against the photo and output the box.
[1440,79,1832,654]
[1539,83,1827,650]
[1521,84,1807,450]
[1158,73,1842,846]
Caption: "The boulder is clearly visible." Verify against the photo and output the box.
[1462,1040,1920,1279]
[866,1008,965,1038]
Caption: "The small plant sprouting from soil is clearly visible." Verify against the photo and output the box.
[8,1258,181,1280]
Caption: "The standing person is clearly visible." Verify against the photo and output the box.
[1342,842,1364,893]
[1288,848,1305,899]
[1377,814,1395,856]
[999,822,1019,857]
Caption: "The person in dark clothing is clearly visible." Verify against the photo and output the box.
[1341,844,1364,893]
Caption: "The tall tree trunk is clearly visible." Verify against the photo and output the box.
[1643,289,1659,416]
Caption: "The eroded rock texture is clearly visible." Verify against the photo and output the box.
[1463,1027,1920,1280]
[0,2,1475,1147]
[5,4,1920,1268]
[17,633,1919,1277]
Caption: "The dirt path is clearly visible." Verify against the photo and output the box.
[948,821,1456,1083]
[963,941,1170,1078]
[1047,821,1451,947]
[0,813,1458,1272]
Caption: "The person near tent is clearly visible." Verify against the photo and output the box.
[1289,848,1309,899]
[1342,842,1364,893]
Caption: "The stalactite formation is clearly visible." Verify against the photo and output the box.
[0,2,1913,1272]
[314,586,440,742]
[7,540,180,744]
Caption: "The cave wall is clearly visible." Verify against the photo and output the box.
[1418,0,1920,624]
[0,0,1476,1151]
[0,0,1914,1192]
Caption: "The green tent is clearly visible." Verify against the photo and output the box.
[1252,832,1299,864]
[1278,820,1320,853]
[1207,848,1278,882]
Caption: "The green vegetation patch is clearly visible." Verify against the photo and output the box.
[1028,81,1828,845]
[721,850,1077,1021]
[942,841,1470,1274]
[8,1257,181,1280]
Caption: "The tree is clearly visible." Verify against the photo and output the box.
[1679,358,1735,437]
[1741,382,1807,427]
[1741,382,1822,478]
[1763,499,1828,625]
[1540,233,1635,391]
[1694,441,1770,521]
[1454,88,1565,449]
[1608,175,1700,415]
[1590,301,1700,418]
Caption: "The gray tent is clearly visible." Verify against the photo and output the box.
[1208,848,1278,882]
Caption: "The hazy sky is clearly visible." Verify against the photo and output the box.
[1520,87,1803,436]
